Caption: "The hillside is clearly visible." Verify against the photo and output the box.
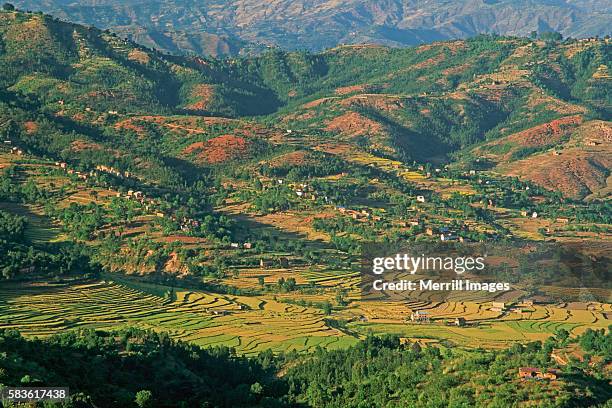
[9,0,612,56]
[0,8,610,368]
[1,327,610,407]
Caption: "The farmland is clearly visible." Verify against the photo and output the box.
[0,280,354,355]
[1,279,609,354]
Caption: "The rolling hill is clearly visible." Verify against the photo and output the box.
[0,8,610,198]
[0,11,611,407]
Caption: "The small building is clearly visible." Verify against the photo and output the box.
[491,302,506,312]
[19,266,36,274]
[230,243,240,248]
[532,212,538,218]
[440,234,457,242]
[518,367,559,381]
[243,242,253,249]
[454,317,466,327]
[410,311,430,323]
[416,196,426,203]
[211,310,231,316]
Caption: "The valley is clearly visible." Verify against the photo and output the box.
[0,8,610,407]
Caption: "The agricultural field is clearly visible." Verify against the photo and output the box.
[0,11,610,378]
[0,281,355,355]
[1,279,609,354]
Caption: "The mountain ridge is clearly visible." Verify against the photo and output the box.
[9,0,612,56]
[0,9,610,199]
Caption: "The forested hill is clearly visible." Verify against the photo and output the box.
[8,0,612,56]
[1,327,610,407]
[0,8,610,197]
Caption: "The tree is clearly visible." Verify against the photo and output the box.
[322,301,332,315]
[540,31,563,42]
[2,3,15,11]
[250,382,263,395]
[135,390,153,408]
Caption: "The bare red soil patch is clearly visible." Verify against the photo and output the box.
[115,115,237,138]
[507,150,610,198]
[183,135,252,164]
[507,115,583,148]
[302,97,338,109]
[185,84,215,111]
[325,112,384,138]
[412,53,446,70]
[23,121,38,134]
[335,84,369,96]
[339,94,404,111]
[127,49,151,65]
[70,140,105,152]
[267,150,310,167]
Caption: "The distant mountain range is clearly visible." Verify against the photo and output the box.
[10,0,612,56]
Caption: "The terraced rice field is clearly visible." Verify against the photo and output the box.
[0,281,355,355]
[1,280,609,353]
[347,300,611,348]
[0,202,62,243]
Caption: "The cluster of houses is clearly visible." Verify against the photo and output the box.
[518,367,559,381]
[3,140,24,156]
[95,164,132,180]
[410,310,430,323]
[292,182,320,201]
[425,225,467,242]
[54,161,92,180]
[335,206,382,222]
[10,146,23,155]
[409,312,467,327]
[177,217,201,232]
[230,242,253,249]
[490,300,536,314]
[397,219,422,228]
[259,257,290,269]
[52,161,136,183]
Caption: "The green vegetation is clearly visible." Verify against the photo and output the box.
[0,9,610,407]
[1,328,610,407]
